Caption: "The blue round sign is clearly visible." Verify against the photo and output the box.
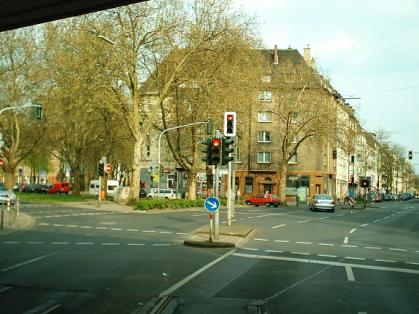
[204,197,220,212]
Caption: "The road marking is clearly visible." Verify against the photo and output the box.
[296,241,312,245]
[291,252,310,256]
[81,226,93,229]
[319,243,335,246]
[52,224,64,227]
[0,285,12,293]
[153,244,171,247]
[342,245,358,248]
[159,249,236,297]
[2,241,19,244]
[66,225,78,228]
[110,228,123,231]
[127,243,146,246]
[102,243,120,246]
[389,248,408,252]
[2,254,54,272]
[337,214,345,217]
[345,257,366,261]
[232,252,419,275]
[344,237,349,244]
[349,228,357,234]
[255,238,269,242]
[365,246,382,250]
[374,219,381,223]
[176,232,189,235]
[274,240,290,243]
[95,227,108,230]
[39,223,50,226]
[126,229,139,232]
[319,216,330,220]
[406,262,419,265]
[27,241,44,245]
[265,250,284,253]
[318,254,337,258]
[272,224,286,229]
[374,259,396,263]
[298,220,311,223]
[51,242,69,245]
[143,230,156,233]
[345,265,355,281]
[159,231,172,234]
[361,223,369,227]
[76,242,94,245]
[243,247,260,251]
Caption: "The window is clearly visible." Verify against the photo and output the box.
[146,144,151,158]
[235,146,242,162]
[291,135,298,143]
[290,112,298,124]
[257,131,271,143]
[259,90,272,101]
[258,112,272,122]
[261,75,271,83]
[257,152,272,163]
[245,176,253,194]
[288,152,298,164]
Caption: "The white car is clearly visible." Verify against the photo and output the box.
[147,188,177,199]
[0,184,17,205]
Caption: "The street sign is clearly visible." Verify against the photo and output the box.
[104,163,112,174]
[204,196,220,212]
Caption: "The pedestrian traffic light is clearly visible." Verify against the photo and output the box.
[35,105,42,120]
[224,112,236,137]
[222,137,234,165]
[209,138,221,165]
[408,151,413,160]
[98,161,105,176]
[201,138,211,163]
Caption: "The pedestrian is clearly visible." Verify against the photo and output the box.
[264,190,269,198]
[236,189,241,205]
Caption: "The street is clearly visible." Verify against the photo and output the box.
[0,200,418,313]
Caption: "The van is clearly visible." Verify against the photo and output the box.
[89,179,119,197]
[48,181,71,194]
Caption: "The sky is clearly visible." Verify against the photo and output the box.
[233,0,419,173]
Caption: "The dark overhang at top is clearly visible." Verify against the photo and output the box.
[0,0,147,32]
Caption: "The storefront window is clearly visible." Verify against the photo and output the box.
[245,176,253,194]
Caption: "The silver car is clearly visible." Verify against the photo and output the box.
[0,184,17,205]
[147,188,177,199]
[310,194,335,212]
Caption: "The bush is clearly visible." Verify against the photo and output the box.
[134,198,205,211]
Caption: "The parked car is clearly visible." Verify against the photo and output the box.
[0,184,17,205]
[368,192,382,203]
[48,182,71,194]
[244,193,280,207]
[309,194,335,212]
[147,188,177,199]
[139,188,147,198]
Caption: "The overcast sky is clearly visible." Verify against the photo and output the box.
[233,0,419,172]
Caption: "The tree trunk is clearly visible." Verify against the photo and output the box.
[278,163,287,205]
[72,165,81,196]
[187,171,197,200]
[4,163,17,191]
[129,138,142,201]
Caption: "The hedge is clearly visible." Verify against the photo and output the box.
[134,198,227,211]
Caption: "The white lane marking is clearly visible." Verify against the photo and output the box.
[52,224,64,227]
[342,245,358,248]
[374,259,396,263]
[153,244,171,247]
[159,231,172,234]
[126,229,139,232]
[247,216,254,219]
[243,247,260,251]
[319,243,335,246]
[66,225,78,228]
[101,243,120,246]
[337,214,345,217]
[51,242,69,245]
[272,224,286,229]
[345,257,366,261]
[318,254,337,258]
[389,248,408,252]
[274,240,290,243]
[319,216,330,220]
[291,252,310,256]
[232,252,419,275]
[39,223,50,226]
[296,242,312,245]
[406,262,419,265]
[384,216,390,219]
[365,246,382,250]
[265,250,284,253]
[2,241,19,244]
[297,220,311,223]
[345,265,355,281]
[81,226,93,229]
[374,219,381,223]
[361,223,369,227]
[2,254,54,272]
[344,237,349,244]
[176,232,189,235]
[95,227,108,230]
[110,228,123,231]
[358,312,367,314]
[159,249,236,297]
[127,243,146,246]
[255,238,269,242]
[76,242,94,245]
[27,241,44,245]
[349,228,357,234]
[192,214,206,217]
[143,230,156,233]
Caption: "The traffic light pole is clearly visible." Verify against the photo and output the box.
[213,165,220,240]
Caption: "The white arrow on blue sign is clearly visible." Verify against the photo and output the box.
[204,196,220,212]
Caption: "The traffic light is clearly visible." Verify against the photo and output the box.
[222,137,234,165]
[224,112,236,137]
[209,138,221,165]
[98,161,105,176]
[201,138,211,163]
[35,105,42,120]
[408,151,413,160]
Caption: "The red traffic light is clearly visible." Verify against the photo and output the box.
[211,139,221,147]
[227,114,234,121]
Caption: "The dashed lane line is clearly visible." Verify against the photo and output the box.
[349,228,357,234]
[319,243,335,246]
[297,219,311,223]
[361,223,369,227]
[296,241,312,245]
[272,224,286,229]
[255,238,269,242]
[318,254,337,258]
[365,246,382,250]
[345,257,366,261]
[345,265,355,281]
[344,237,349,244]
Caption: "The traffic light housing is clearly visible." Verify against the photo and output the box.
[35,105,42,120]
[201,138,211,163]
[222,137,234,165]
[208,138,221,165]
[224,112,236,137]
[408,151,413,160]
[98,161,105,176]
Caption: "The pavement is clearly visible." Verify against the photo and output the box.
[0,207,34,236]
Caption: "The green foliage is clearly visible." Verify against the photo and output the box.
[15,192,96,203]
[134,198,205,211]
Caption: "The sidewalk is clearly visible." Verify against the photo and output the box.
[0,209,34,236]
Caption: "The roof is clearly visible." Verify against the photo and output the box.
[0,0,146,32]
[258,47,305,65]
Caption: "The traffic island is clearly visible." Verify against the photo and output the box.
[183,224,254,248]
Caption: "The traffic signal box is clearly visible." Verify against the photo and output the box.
[201,138,211,163]
[222,137,234,165]
[224,112,236,137]
[209,138,222,165]
[408,151,413,160]
[98,161,105,176]
[35,104,43,120]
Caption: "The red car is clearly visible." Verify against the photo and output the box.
[245,193,280,207]
[48,182,71,194]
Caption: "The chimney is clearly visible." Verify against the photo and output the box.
[273,44,278,65]
[303,44,312,66]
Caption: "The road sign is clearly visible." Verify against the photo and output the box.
[104,163,112,174]
[204,196,220,212]
[0,156,3,166]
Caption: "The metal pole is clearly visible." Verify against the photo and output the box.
[227,160,232,226]
[214,166,219,240]
[98,175,101,208]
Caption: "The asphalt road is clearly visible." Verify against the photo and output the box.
[0,200,418,313]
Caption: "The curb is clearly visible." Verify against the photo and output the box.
[183,240,235,248]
